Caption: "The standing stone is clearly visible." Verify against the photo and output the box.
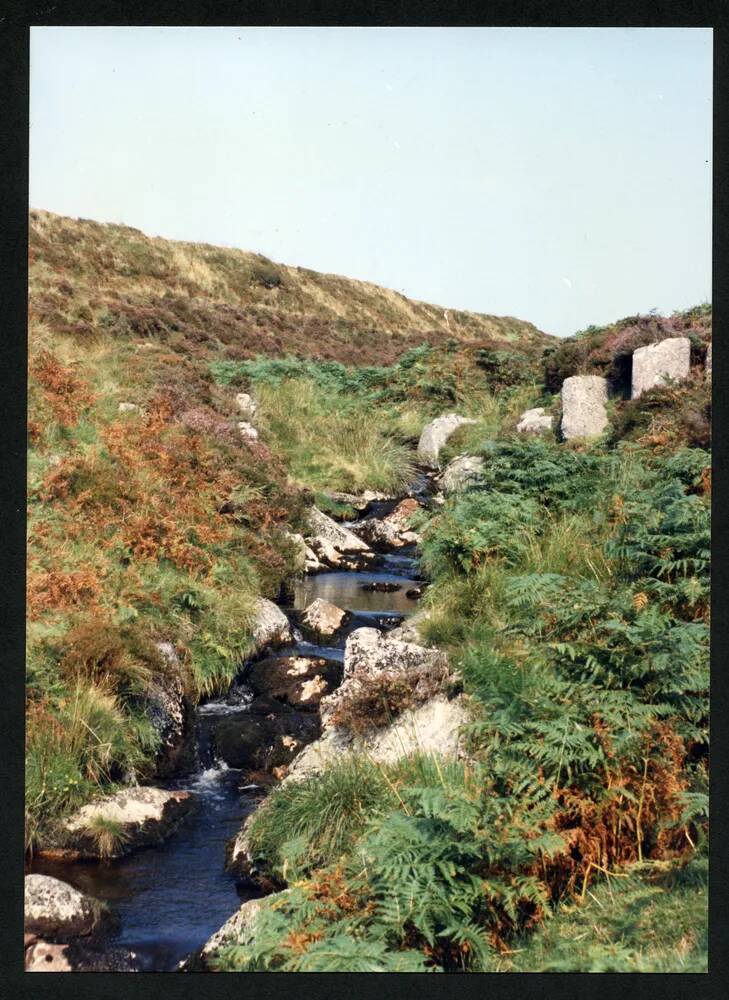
[631,337,691,398]
[560,376,609,440]
[516,407,553,434]
[417,414,477,468]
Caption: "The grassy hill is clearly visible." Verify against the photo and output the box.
[29,209,550,366]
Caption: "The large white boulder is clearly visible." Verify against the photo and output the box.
[439,455,486,493]
[237,421,259,442]
[560,375,609,440]
[24,875,112,941]
[631,337,691,398]
[417,414,477,468]
[517,407,553,434]
[305,506,371,553]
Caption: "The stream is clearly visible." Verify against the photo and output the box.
[29,483,430,971]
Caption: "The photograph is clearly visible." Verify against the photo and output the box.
[24,25,711,973]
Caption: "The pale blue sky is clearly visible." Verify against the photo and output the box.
[30,27,712,337]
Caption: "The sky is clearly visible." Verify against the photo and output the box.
[29,27,712,337]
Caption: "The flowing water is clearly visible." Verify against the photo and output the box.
[29,488,428,971]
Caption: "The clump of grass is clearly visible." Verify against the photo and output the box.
[255,378,416,493]
[84,815,131,859]
[245,755,395,878]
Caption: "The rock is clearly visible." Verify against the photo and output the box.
[246,654,342,708]
[706,343,712,377]
[199,892,288,967]
[417,413,477,468]
[214,709,319,771]
[237,421,259,442]
[26,938,143,972]
[24,874,114,941]
[251,599,293,654]
[388,609,432,645]
[560,375,609,440]
[516,407,553,434]
[305,507,371,553]
[117,402,141,414]
[351,498,421,550]
[235,392,258,421]
[319,627,450,730]
[25,939,73,972]
[284,695,470,784]
[140,642,189,777]
[50,787,196,859]
[439,455,486,493]
[631,337,691,398]
[300,598,348,638]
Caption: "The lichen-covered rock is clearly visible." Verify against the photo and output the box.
[516,407,553,434]
[300,598,348,638]
[237,421,259,442]
[251,598,293,653]
[439,455,486,493]
[318,627,450,730]
[631,337,691,398]
[198,892,289,967]
[388,609,432,645]
[560,375,609,440]
[283,695,470,784]
[235,392,257,421]
[305,507,371,553]
[24,875,114,941]
[49,787,196,859]
[417,413,477,468]
[25,938,143,972]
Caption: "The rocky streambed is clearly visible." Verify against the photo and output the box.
[26,473,447,972]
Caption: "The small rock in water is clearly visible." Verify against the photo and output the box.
[359,581,402,593]
[406,587,423,599]
[301,597,348,638]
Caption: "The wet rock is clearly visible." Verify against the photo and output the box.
[631,337,691,398]
[48,787,196,859]
[214,710,319,771]
[439,455,486,493]
[300,597,348,638]
[237,421,259,442]
[516,407,553,434]
[560,375,609,440]
[351,498,421,550]
[251,598,293,654]
[405,587,423,599]
[246,654,342,708]
[417,413,477,468]
[235,392,258,421]
[360,581,402,593]
[24,874,115,941]
[139,642,190,778]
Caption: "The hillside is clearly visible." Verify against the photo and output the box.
[29,209,551,366]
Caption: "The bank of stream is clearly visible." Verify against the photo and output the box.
[29,477,433,971]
